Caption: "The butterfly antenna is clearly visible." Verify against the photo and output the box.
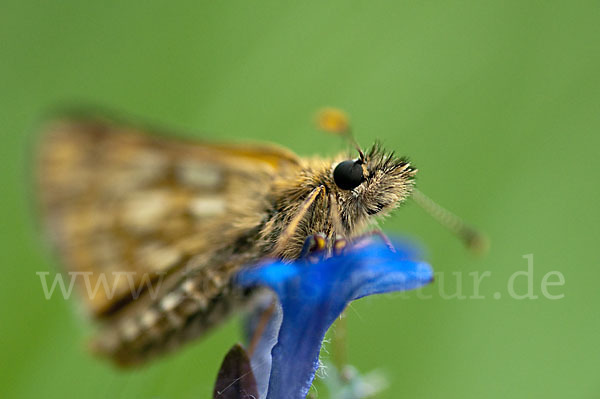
[315,108,364,160]
[411,188,489,255]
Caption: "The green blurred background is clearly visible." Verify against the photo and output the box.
[1,1,599,398]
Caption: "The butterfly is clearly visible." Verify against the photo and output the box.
[35,109,422,366]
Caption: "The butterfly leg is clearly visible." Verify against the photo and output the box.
[352,229,396,252]
[272,185,325,256]
[247,297,276,356]
[299,232,328,263]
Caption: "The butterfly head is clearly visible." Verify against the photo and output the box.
[332,143,417,217]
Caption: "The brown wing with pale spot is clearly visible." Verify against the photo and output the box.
[36,117,300,317]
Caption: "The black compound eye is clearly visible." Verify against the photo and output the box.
[333,160,365,190]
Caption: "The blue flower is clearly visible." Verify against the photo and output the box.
[235,237,433,399]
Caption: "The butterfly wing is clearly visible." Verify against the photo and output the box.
[36,116,300,317]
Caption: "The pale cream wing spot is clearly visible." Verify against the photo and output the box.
[182,279,197,295]
[176,160,222,189]
[189,196,226,218]
[135,242,183,273]
[120,190,171,233]
[160,292,182,312]
[120,318,140,342]
[140,309,159,329]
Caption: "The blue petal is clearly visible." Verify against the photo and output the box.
[236,238,433,399]
[243,292,282,399]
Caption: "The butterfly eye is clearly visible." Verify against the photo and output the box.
[333,160,365,190]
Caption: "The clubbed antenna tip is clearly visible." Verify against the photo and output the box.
[315,107,363,158]
[411,188,490,256]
